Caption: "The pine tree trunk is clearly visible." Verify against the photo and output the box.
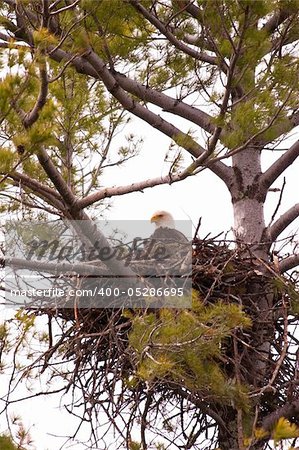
[231,148,266,245]
[232,147,273,367]
[217,147,274,450]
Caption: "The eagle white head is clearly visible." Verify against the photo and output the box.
[150,210,175,229]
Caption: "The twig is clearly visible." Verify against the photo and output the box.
[269,177,286,226]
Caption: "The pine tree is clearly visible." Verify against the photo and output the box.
[0,1,299,449]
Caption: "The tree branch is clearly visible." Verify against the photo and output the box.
[129,0,221,67]
[6,171,66,212]
[180,13,248,179]
[1,8,233,187]
[184,1,201,20]
[77,173,183,209]
[84,52,206,156]
[259,109,299,147]
[2,45,140,280]
[35,148,136,277]
[46,46,232,183]
[113,71,215,135]
[22,61,48,128]
[174,384,227,432]
[36,147,78,209]
[46,46,98,76]
[9,61,48,128]
[279,254,299,273]
[260,140,299,190]
[49,0,80,16]
[0,191,60,217]
[266,203,299,243]
[176,31,214,52]
[84,49,232,184]
[2,25,230,183]
[51,49,210,158]
[262,400,299,431]
[6,257,107,277]
[262,8,294,35]
[47,46,218,142]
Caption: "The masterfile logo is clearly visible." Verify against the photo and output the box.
[5,220,192,309]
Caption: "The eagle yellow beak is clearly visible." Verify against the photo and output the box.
[150,214,158,223]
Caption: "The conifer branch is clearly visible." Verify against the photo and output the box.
[49,0,79,16]
[259,109,299,146]
[0,191,61,216]
[5,172,66,213]
[262,8,294,34]
[183,2,201,21]
[23,62,48,128]
[36,148,136,277]
[279,253,299,273]
[85,50,232,184]
[8,171,62,200]
[81,56,203,161]
[36,147,78,210]
[45,45,217,137]
[262,400,299,431]
[112,71,215,135]
[77,174,183,209]
[129,0,221,67]
[266,203,299,243]
[261,140,299,189]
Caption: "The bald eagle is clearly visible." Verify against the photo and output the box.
[140,210,189,263]
[150,210,189,244]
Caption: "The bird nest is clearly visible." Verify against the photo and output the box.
[49,235,286,325]
[9,236,299,442]
[33,239,296,379]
